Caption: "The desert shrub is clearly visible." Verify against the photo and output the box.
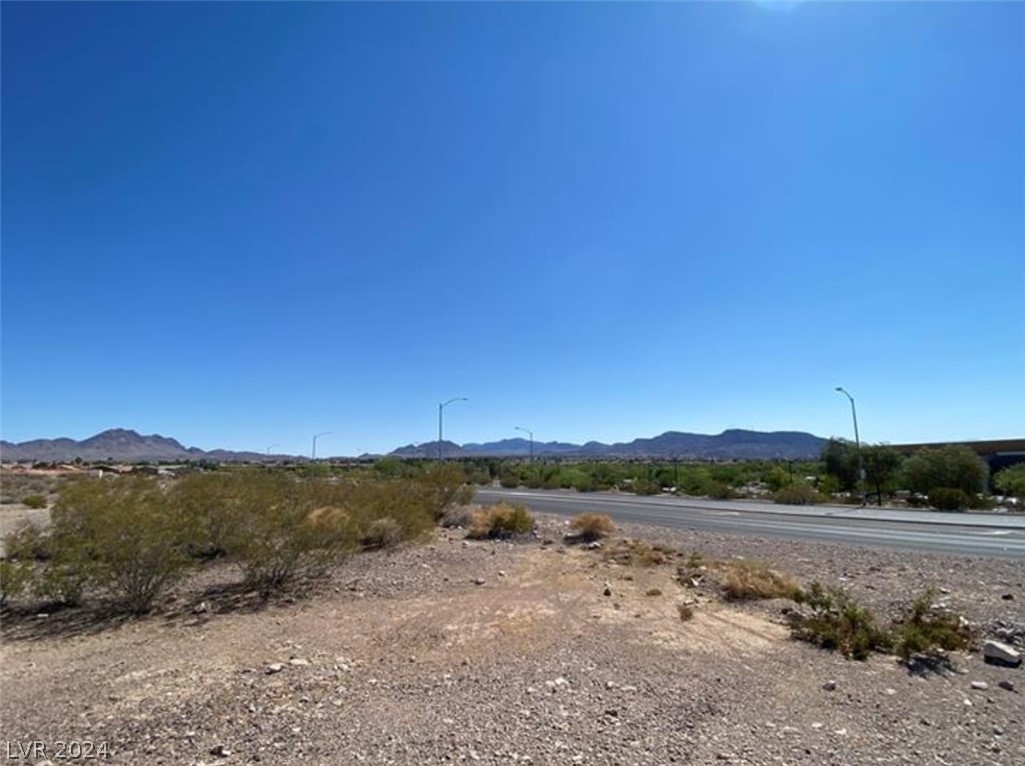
[22,494,48,509]
[0,559,32,607]
[928,488,969,511]
[892,588,974,663]
[569,513,616,542]
[440,505,475,528]
[361,517,403,550]
[467,503,534,539]
[419,464,475,520]
[720,561,802,601]
[218,473,357,596]
[677,602,695,621]
[645,588,662,597]
[170,472,242,558]
[772,483,826,506]
[49,476,197,613]
[344,478,436,542]
[603,539,668,567]
[790,582,892,660]
[499,470,521,489]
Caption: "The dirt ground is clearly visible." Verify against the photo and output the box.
[1,514,1023,765]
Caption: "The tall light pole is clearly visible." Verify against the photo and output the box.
[514,426,534,463]
[312,431,332,461]
[835,387,865,506]
[438,397,467,461]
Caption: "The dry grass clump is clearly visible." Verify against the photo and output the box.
[603,539,671,567]
[467,503,534,540]
[645,587,663,597]
[569,513,616,542]
[677,602,695,621]
[720,560,803,601]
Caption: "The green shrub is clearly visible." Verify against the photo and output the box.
[49,477,197,613]
[892,588,974,663]
[994,463,1025,498]
[499,473,521,489]
[569,513,616,542]
[467,503,534,539]
[772,482,826,506]
[790,582,892,660]
[928,488,969,511]
[22,494,48,509]
[419,464,475,520]
[218,474,357,596]
[0,559,32,607]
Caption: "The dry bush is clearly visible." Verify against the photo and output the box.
[569,513,616,542]
[440,505,475,529]
[467,503,534,539]
[719,560,803,601]
[361,516,403,550]
[645,588,663,597]
[603,539,669,567]
[677,602,695,621]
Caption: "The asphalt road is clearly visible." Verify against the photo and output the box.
[476,488,1025,560]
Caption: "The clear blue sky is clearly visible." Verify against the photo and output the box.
[2,1,1023,456]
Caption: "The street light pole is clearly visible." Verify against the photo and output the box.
[835,387,865,506]
[514,426,534,463]
[312,431,333,461]
[438,398,467,461]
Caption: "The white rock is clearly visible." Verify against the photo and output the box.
[970,681,989,690]
[983,640,1022,667]
[265,663,284,674]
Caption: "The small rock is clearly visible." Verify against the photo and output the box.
[604,709,619,717]
[193,601,210,614]
[884,688,897,696]
[266,663,284,674]
[587,541,603,550]
[473,577,486,586]
[994,726,1004,736]
[498,570,507,577]
[209,744,232,758]
[971,681,989,690]
[997,680,1016,692]
[288,658,310,667]
[822,680,837,692]
[1001,593,1014,601]
[983,640,1022,667]
[603,582,613,597]
[810,722,823,730]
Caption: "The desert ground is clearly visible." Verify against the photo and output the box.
[1,510,1023,766]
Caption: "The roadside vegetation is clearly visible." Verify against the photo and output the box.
[0,464,474,614]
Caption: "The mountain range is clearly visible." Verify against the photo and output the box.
[1,428,828,463]
[391,429,827,460]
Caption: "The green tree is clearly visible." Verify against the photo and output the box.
[861,445,903,506]
[821,439,859,492]
[902,445,988,496]
[994,463,1025,498]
